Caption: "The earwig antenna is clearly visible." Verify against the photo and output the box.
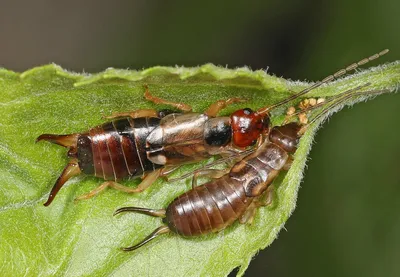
[298,86,390,135]
[121,226,170,251]
[257,49,389,115]
[285,82,372,123]
[168,148,256,182]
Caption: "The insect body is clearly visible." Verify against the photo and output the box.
[37,50,388,206]
[145,107,269,166]
[37,88,269,206]
[37,116,167,206]
[114,121,301,250]
[114,82,387,251]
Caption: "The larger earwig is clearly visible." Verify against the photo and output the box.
[37,50,388,206]
[114,84,388,251]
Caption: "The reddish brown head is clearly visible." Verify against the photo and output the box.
[230,108,270,148]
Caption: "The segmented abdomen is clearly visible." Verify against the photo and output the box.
[76,117,161,181]
[164,176,251,236]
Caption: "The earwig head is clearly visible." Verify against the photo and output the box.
[269,122,301,153]
[230,108,270,148]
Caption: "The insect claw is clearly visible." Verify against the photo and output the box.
[113,208,125,217]
[120,226,170,251]
[113,207,166,217]
[36,133,79,148]
[43,160,81,206]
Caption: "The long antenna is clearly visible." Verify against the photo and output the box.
[284,82,372,123]
[297,86,389,135]
[257,49,389,115]
[168,148,255,182]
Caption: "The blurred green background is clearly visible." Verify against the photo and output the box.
[0,0,399,276]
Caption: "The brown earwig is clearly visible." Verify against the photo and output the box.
[114,83,387,251]
[36,88,267,206]
[37,115,167,206]
[37,49,388,206]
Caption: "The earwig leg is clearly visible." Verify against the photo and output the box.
[239,186,275,224]
[75,169,161,201]
[192,169,228,189]
[239,202,258,225]
[256,185,275,207]
[43,160,81,206]
[36,133,79,148]
[121,226,170,251]
[144,85,192,112]
[75,181,114,201]
[204,98,247,117]
[113,206,166,217]
[160,165,181,178]
[75,170,161,201]
[134,169,162,192]
[104,109,158,120]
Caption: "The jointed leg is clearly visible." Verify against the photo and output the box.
[192,168,228,189]
[104,83,193,119]
[160,165,181,178]
[144,85,192,112]
[75,169,161,201]
[255,185,275,207]
[239,185,275,224]
[239,202,258,224]
[205,98,246,117]
[104,109,159,119]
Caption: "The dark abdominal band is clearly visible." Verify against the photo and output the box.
[77,117,162,181]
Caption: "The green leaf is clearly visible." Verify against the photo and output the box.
[0,61,399,277]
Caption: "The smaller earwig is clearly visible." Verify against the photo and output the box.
[114,83,388,251]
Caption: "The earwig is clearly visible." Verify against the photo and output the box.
[37,49,388,206]
[37,115,167,206]
[114,83,388,251]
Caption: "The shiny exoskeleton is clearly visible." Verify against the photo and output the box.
[114,122,301,250]
[37,85,274,206]
[37,114,171,206]
[165,123,300,236]
[37,91,271,206]
[114,79,389,250]
[78,117,162,180]
[145,108,270,166]
[37,49,388,206]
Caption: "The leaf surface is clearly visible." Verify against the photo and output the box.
[0,62,399,276]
